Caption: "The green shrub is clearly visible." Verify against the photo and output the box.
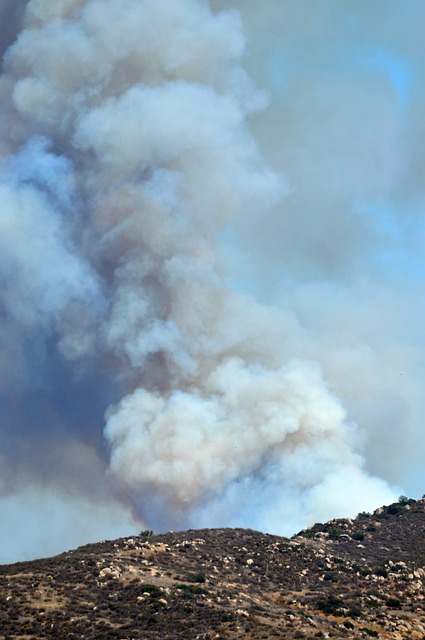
[386,597,401,608]
[356,511,371,520]
[297,523,326,539]
[328,529,341,540]
[323,572,336,581]
[351,532,365,541]
[387,503,404,515]
[140,584,162,597]
[316,596,344,615]
[187,572,206,583]
[177,584,208,596]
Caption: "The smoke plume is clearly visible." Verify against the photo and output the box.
[2,0,425,561]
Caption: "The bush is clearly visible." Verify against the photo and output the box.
[386,503,404,515]
[351,532,365,541]
[316,596,344,615]
[177,584,208,596]
[187,573,206,583]
[356,511,371,520]
[139,530,154,537]
[386,597,401,608]
[328,529,341,540]
[297,523,326,539]
[140,584,162,598]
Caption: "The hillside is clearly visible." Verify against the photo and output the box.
[1,497,425,639]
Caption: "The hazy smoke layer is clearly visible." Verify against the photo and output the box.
[3,0,424,560]
[211,0,425,497]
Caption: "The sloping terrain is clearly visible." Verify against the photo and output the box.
[1,498,425,639]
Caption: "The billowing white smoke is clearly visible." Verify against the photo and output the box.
[0,0,403,553]
[106,359,394,531]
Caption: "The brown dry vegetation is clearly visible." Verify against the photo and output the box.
[1,497,425,639]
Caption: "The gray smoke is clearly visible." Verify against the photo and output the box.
[3,0,424,561]
[212,0,425,494]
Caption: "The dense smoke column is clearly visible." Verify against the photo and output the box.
[0,0,398,547]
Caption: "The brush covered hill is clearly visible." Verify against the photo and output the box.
[1,497,425,639]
